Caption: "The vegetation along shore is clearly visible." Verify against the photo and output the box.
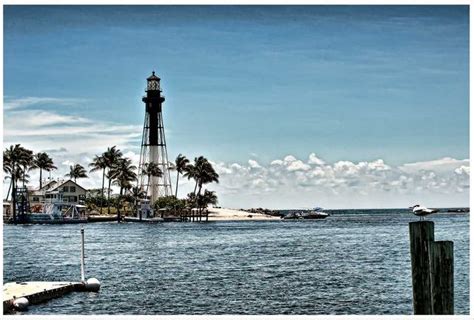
[3,143,277,223]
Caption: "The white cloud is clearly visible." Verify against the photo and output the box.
[399,157,469,174]
[248,159,261,168]
[283,155,297,163]
[308,153,325,166]
[287,160,311,171]
[4,96,85,111]
[203,154,469,209]
[455,165,470,176]
[4,102,142,156]
[61,160,75,167]
[270,159,283,166]
[368,159,390,171]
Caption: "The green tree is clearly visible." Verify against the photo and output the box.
[65,164,88,183]
[130,186,146,215]
[3,144,34,223]
[191,156,219,197]
[199,189,218,222]
[32,152,57,189]
[103,146,123,215]
[186,192,198,209]
[109,157,137,222]
[174,154,189,198]
[89,154,107,214]
[154,195,186,218]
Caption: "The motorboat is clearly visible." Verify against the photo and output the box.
[281,211,304,220]
[301,207,330,219]
[281,207,330,220]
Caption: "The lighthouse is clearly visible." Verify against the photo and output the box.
[137,71,173,208]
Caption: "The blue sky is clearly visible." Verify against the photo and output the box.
[3,6,469,208]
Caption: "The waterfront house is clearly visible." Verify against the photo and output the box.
[28,179,87,206]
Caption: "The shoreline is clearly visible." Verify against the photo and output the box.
[206,207,281,221]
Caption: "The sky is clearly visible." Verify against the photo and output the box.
[3,5,470,209]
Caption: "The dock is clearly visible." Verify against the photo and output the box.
[3,281,85,313]
[3,228,100,313]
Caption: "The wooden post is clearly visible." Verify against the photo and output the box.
[429,241,454,314]
[409,221,434,314]
[80,228,85,282]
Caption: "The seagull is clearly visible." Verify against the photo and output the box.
[409,204,439,220]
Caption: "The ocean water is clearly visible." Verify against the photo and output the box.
[3,209,469,315]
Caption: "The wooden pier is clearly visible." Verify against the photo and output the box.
[3,281,85,313]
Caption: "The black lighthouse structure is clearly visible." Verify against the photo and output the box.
[138,71,173,207]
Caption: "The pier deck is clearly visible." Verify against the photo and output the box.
[3,281,84,313]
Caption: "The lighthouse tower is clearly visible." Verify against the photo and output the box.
[138,71,173,206]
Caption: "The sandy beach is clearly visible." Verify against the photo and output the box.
[206,208,280,221]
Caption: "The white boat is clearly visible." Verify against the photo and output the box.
[282,207,330,220]
[26,203,87,224]
[301,207,330,219]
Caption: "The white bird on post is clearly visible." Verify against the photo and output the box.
[409,204,439,220]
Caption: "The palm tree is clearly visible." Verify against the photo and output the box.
[183,156,219,211]
[65,164,88,183]
[89,155,107,214]
[130,186,146,205]
[183,159,200,194]
[142,162,163,200]
[16,167,31,185]
[103,146,123,215]
[200,189,218,222]
[18,147,34,188]
[109,157,137,222]
[193,157,219,197]
[174,154,189,198]
[3,144,34,223]
[32,152,57,189]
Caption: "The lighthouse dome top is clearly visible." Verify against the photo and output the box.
[147,71,160,81]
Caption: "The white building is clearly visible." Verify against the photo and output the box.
[29,179,87,206]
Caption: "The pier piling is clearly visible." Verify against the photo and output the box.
[409,221,434,314]
[429,240,454,314]
[409,221,454,315]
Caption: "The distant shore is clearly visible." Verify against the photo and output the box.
[206,208,280,221]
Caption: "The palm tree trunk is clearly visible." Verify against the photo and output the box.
[117,187,123,223]
[39,168,43,189]
[145,175,150,199]
[6,179,12,201]
[107,178,112,215]
[175,173,180,197]
[100,168,105,214]
[22,167,26,187]
[193,180,198,194]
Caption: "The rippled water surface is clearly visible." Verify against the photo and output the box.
[3,210,469,315]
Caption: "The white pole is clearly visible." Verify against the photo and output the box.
[80,228,85,282]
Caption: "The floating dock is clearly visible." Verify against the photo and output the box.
[3,281,85,313]
[123,216,164,223]
[3,228,100,314]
